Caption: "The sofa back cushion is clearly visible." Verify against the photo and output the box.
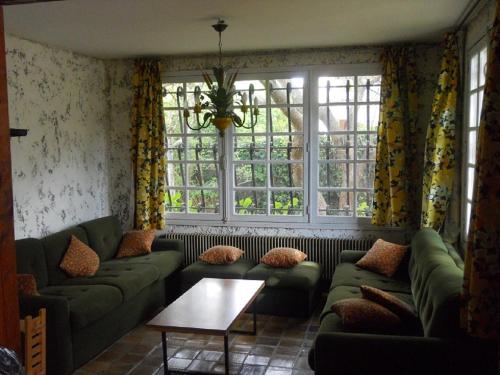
[409,228,463,338]
[79,216,123,261]
[42,227,89,285]
[15,238,49,289]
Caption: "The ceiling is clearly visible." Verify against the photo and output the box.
[4,0,470,59]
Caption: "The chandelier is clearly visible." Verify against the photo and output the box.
[179,20,259,136]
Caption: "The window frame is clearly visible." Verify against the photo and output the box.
[163,63,382,229]
[462,39,488,246]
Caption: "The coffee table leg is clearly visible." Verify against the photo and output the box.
[224,333,229,375]
[162,332,168,374]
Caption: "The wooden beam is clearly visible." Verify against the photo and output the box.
[0,5,20,355]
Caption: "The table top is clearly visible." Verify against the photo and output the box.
[146,278,265,335]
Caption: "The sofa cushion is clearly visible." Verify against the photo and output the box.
[245,261,321,291]
[60,235,100,278]
[79,216,123,261]
[103,251,183,279]
[116,230,156,258]
[62,263,159,301]
[42,227,90,285]
[409,229,463,338]
[260,248,308,268]
[321,285,416,324]
[40,285,123,330]
[199,245,244,265]
[17,274,40,296]
[181,259,256,288]
[360,285,418,324]
[330,263,411,293]
[16,238,48,288]
[356,239,409,277]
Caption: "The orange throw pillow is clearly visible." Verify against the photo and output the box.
[199,245,244,265]
[60,235,100,278]
[17,274,39,296]
[360,285,417,323]
[356,239,408,277]
[261,247,307,268]
[331,298,403,333]
[116,230,156,258]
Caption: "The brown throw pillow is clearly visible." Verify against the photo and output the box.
[356,239,408,277]
[261,247,307,268]
[116,230,156,258]
[17,274,39,296]
[331,298,403,334]
[199,245,244,265]
[360,285,417,323]
[60,235,100,278]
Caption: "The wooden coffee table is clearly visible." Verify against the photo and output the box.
[147,278,265,375]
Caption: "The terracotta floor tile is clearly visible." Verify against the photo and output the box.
[250,345,275,356]
[244,355,271,366]
[265,367,294,375]
[239,364,267,375]
[269,355,296,368]
[173,347,201,359]
[197,350,224,362]
[187,359,216,372]
[167,357,192,370]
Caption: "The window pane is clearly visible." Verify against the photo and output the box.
[357,163,375,188]
[187,163,218,188]
[468,130,477,164]
[165,189,185,213]
[356,191,373,217]
[478,89,484,122]
[234,80,266,104]
[271,163,303,187]
[318,105,353,132]
[357,75,382,86]
[469,92,477,127]
[186,136,218,161]
[466,202,472,235]
[479,47,487,87]
[271,135,303,160]
[234,190,267,215]
[270,107,303,133]
[234,164,266,187]
[357,79,381,103]
[164,109,184,134]
[356,134,377,160]
[166,163,185,186]
[470,53,478,90]
[271,191,304,216]
[467,167,475,200]
[163,83,184,108]
[233,135,266,161]
[369,105,380,132]
[318,191,354,216]
[319,163,354,188]
[188,189,219,213]
[357,105,368,131]
[318,76,355,103]
[269,78,304,105]
[319,134,354,160]
[233,109,267,133]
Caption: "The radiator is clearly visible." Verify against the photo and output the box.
[163,233,375,280]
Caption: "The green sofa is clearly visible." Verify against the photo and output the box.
[309,228,497,375]
[15,216,184,375]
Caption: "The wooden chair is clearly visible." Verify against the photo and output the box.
[20,308,46,375]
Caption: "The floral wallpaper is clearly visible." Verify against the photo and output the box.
[6,34,112,238]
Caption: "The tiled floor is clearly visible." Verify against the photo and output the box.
[74,310,320,375]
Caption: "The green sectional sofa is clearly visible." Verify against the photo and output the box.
[15,216,184,375]
[181,257,321,317]
[309,229,497,375]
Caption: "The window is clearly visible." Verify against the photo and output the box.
[314,74,380,219]
[463,44,488,236]
[163,66,381,227]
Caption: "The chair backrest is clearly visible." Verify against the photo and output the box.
[408,228,464,338]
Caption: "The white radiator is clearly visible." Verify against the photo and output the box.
[163,233,374,280]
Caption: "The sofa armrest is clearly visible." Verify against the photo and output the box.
[313,331,496,375]
[19,295,74,375]
[339,250,366,264]
[152,237,184,254]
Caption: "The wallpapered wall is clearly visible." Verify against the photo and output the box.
[107,44,442,241]
[6,33,443,241]
[6,34,112,238]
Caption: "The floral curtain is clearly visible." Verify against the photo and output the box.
[130,60,167,230]
[372,48,419,227]
[461,2,500,340]
[421,33,459,231]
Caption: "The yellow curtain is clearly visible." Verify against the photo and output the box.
[372,48,418,227]
[130,60,167,230]
[421,33,459,231]
[461,2,500,340]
